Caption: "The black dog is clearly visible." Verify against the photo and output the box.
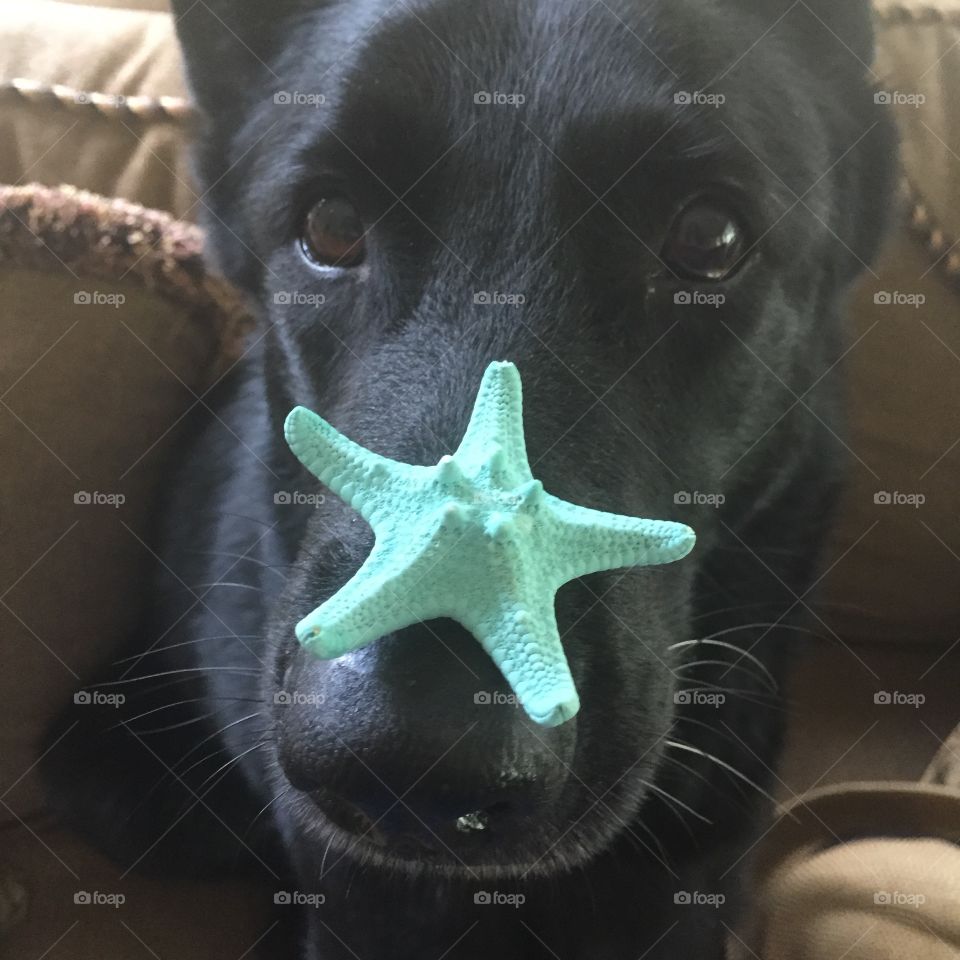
[43,0,896,956]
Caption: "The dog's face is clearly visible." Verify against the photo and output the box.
[172,0,893,879]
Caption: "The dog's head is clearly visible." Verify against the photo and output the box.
[171,0,894,878]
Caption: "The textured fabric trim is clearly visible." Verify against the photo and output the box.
[1,77,193,123]
[0,182,254,363]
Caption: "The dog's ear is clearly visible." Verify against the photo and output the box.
[168,0,303,118]
[743,0,876,68]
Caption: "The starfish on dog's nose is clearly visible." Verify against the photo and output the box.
[284,361,695,727]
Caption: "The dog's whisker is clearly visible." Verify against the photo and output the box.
[319,822,338,880]
[126,676,237,701]
[105,695,264,733]
[665,739,785,812]
[121,714,269,820]
[90,667,260,688]
[170,712,266,777]
[131,711,227,737]
[668,638,779,690]
[672,658,777,693]
[190,581,265,594]
[621,815,674,873]
[212,510,278,531]
[642,779,712,828]
[674,715,780,756]
[192,738,272,798]
[168,740,274,826]
[699,620,831,643]
[658,753,753,811]
[111,636,264,666]
[108,698,235,733]
[243,785,290,844]
[188,549,292,575]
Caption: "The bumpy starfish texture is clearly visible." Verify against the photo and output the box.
[284,361,695,727]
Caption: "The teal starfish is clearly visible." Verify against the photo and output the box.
[284,361,695,727]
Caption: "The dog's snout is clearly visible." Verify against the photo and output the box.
[276,619,575,854]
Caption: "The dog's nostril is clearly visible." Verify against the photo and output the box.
[298,772,544,852]
[307,787,381,838]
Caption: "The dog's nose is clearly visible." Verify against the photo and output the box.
[275,619,576,851]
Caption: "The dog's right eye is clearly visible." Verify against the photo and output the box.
[662,199,746,281]
[300,197,366,268]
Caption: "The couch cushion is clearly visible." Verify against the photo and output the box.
[0,0,192,217]
[0,181,264,957]
[875,0,960,245]
[730,777,960,960]
[0,184,251,819]
[819,1,960,642]
[821,213,960,642]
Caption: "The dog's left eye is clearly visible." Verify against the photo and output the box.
[300,196,366,268]
[662,200,745,281]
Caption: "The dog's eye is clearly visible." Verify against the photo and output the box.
[300,197,366,268]
[662,200,745,280]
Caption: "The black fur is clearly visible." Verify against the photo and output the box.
[42,0,896,956]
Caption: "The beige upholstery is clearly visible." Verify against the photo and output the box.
[0,0,191,217]
[820,0,960,643]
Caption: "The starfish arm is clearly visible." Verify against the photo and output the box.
[454,362,533,485]
[543,493,695,585]
[284,406,421,524]
[294,513,464,658]
[295,544,425,658]
[465,591,580,727]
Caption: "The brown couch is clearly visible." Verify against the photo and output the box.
[1,1,958,957]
